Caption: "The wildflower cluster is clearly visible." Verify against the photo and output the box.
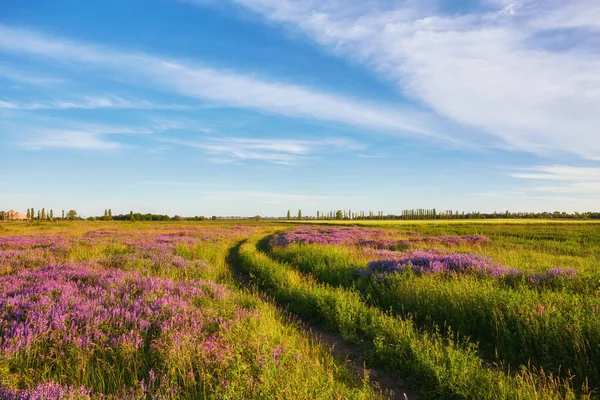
[360,251,579,286]
[0,262,255,396]
[271,226,489,250]
[527,267,578,284]
[0,263,236,356]
[0,376,180,400]
[360,250,518,278]
[0,227,255,274]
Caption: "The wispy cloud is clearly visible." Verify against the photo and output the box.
[509,165,600,194]
[531,182,600,194]
[198,190,349,201]
[162,136,362,164]
[2,113,219,152]
[357,153,388,159]
[140,181,226,187]
[218,0,600,160]
[509,165,600,181]
[0,95,194,110]
[21,130,126,151]
[530,0,600,30]
[146,118,214,133]
[3,117,153,151]
[0,65,63,86]
[0,24,442,139]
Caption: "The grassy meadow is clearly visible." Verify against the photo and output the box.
[0,219,598,399]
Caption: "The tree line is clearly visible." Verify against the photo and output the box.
[2,208,599,222]
[0,208,78,221]
[0,208,218,222]
[289,209,600,220]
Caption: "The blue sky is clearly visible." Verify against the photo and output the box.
[1,0,599,217]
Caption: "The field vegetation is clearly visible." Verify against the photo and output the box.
[0,219,598,399]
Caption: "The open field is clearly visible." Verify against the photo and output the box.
[289,219,600,225]
[1,220,599,399]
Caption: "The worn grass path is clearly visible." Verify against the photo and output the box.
[226,240,416,399]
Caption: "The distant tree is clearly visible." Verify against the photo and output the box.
[298,209,302,220]
[0,211,5,221]
[287,210,291,220]
[336,210,343,220]
[49,209,54,221]
[108,209,112,220]
[211,216,217,220]
[26,209,31,220]
[67,210,78,220]
[62,210,65,220]
[36,210,40,220]
[129,211,134,222]
[316,210,320,219]
[41,208,46,221]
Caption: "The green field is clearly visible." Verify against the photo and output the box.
[0,220,598,399]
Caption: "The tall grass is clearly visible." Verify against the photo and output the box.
[269,241,600,391]
[238,239,583,399]
[0,222,384,399]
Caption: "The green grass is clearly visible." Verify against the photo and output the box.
[2,219,598,398]
[268,242,600,390]
[0,222,385,399]
[238,238,584,399]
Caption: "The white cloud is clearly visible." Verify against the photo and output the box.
[198,190,347,201]
[532,182,600,194]
[21,130,125,151]
[509,165,600,181]
[162,136,362,164]
[509,165,600,195]
[219,0,600,160]
[357,153,388,159]
[145,117,214,133]
[141,181,222,187]
[0,95,194,110]
[0,24,441,139]
[530,0,600,30]
[0,66,63,86]
[3,118,153,151]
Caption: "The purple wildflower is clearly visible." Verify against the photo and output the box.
[271,226,490,250]
[361,250,519,278]
[273,342,285,363]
